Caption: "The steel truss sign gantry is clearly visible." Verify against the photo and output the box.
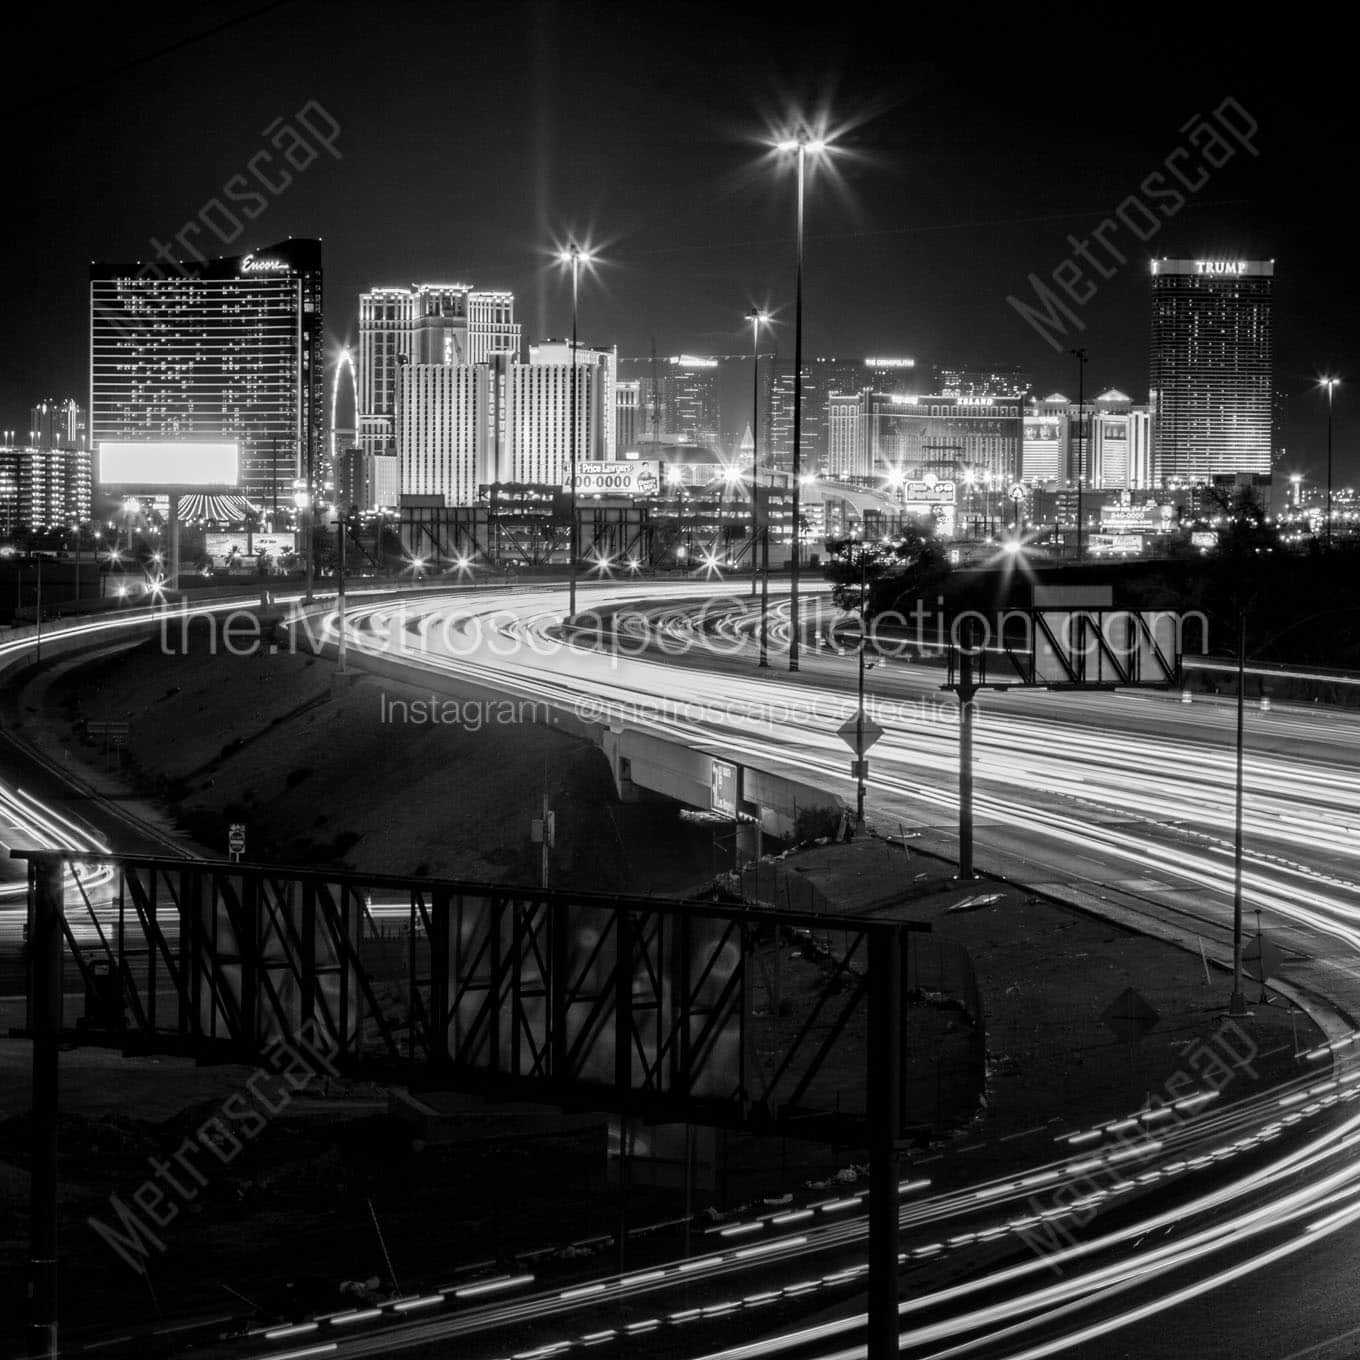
[18,849,924,1359]
[941,607,1187,878]
[17,850,926,1142]
[945,606,1187,691]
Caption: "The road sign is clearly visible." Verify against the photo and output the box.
[228,823,245,859]
[850,759,869,779]
[837,714,885,755]
[711,760,739,818]
[1100,987,1159,1044]
[1008,483,1025,502]
[1243,932,1284,985]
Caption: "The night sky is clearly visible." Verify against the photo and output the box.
[5,2,1356,478]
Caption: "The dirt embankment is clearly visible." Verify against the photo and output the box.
[34,620,716,892]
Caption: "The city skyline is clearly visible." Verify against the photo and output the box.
[4,3,1357,486]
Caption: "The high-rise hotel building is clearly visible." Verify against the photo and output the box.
[395,344,616,506]
[358,284,521,458]
[1149,258,1273,481]
[89,239,323,503]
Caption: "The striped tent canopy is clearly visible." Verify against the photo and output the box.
[175,494,262,524]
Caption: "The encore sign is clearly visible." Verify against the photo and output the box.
[240,254,290,274]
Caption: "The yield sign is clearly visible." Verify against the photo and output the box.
[1100,987,1160,1045]
[837,714,885,756]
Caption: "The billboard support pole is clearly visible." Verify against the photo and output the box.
[168,492,180,594]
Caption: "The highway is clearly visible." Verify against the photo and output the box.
[7,582,1360,1358]
[277,580,1360,1359]
[325,583,1360,1022]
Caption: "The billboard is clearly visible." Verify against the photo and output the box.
[567,460,661,497]
[206,531,295,564]
[902,479,956,506]
[98,441,239,489]
[904,479,957,536]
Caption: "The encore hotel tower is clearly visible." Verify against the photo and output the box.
[89,238,324,505]
[1148,257,1273,482]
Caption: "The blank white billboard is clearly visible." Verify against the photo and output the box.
[98,441,240,489]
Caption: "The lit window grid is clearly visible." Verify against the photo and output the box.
[90,273,315,500]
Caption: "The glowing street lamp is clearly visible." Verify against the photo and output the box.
[555,242,598,620]
[773,130,832,672]
[1319,377,1340,549]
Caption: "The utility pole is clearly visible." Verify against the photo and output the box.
[1228,610,1248,1016]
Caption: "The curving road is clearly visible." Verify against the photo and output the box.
[9,583,1360,1359]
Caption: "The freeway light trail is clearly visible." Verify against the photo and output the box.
[11,585,1360,1358]
[252,582,1360,1360]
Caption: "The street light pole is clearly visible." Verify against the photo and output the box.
[746,311,764,602]
[789,141,806,672]
[1321,377,1339,550]
[747,310,771,667]
[568,245,581,620]
[1069,347,1087,562]
[1228,609,1248,1016]
[774,130,830,671]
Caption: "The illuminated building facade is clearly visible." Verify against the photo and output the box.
[616,380,641,452]
[933,362,1030,399]
[395,344,616,506]
[0,442,92,529]
[1149,257,1273,480]
[861,357,916,397]
[89,238,323,504]
[864,393,1023,485]
[826,393,868,479]
[618,356,720,445]
[1028,390,1152,489]
[358,283,521,457]
[30,398,87,451]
